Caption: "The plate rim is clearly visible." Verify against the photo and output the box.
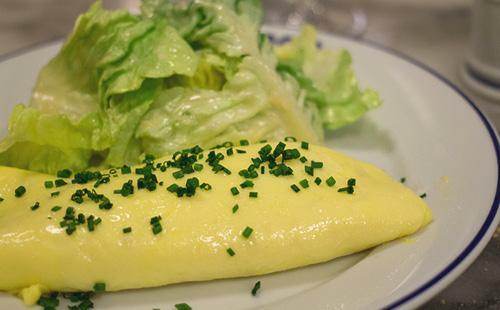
[1,30,499,309]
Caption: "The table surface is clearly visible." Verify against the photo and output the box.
[1,1,499,309]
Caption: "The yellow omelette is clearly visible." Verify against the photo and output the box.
[0,142,432,305]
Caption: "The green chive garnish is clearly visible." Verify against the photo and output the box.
[420,193,427,198]
[242,226,253,238]
[173,170,184,179]
[236,149,247,154]
[285,136,297,142]
[301,141,309,150]
[152,224,162,235]
[226,248,236,256]
[0,197,4,203]
[122,227,132,234]
[98,200,113,210]
[311,161,323,169]
[230,187,240,196]
[251,281,261,296]
[347,178,356,186]
[338,187,354,194]
[30,202,40,211]
[249,192,258,198]
[56,169,72,178]
[93,282,106,292]
[200,183,212,191]
[299,179,309,189]
[326,176,336,187]
[240,180,254,188]
[226,148,234,156]
[240,139,250,146]
[193,163,203,171]
[175,303,192,310]
[15,186,26,197]
[50,191,60,197]
[44,181,54,189]
[232,204,239,213]
[51,206,62,212]
[305,166,314,176]
[54,179,67,187]
[400,177,406,183]
[121,165,131,174]
[291,184,300,193]
[299,156,308,163]
[314,177,322,185]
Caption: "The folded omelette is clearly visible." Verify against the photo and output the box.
[0,141,432,305]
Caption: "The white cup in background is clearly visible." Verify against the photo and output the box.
[462,0,500,101]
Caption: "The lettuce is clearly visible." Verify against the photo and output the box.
[0,0,381,174]
[275,25,382,129]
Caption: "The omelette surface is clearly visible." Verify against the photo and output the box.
[0,142,432,305]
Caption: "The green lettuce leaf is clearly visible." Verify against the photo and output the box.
[275,25,382,129]
[0,1,198,173]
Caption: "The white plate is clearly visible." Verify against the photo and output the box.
[0,26,498,310]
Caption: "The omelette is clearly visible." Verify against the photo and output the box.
[0,141,432,305]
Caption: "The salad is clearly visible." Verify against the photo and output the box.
[0,0,380,175]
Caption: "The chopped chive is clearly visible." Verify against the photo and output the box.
[301,141,309,150]
[93,282,106,292]
[420,193,427,198]
[290,184,300,193]
[15,186,26,197]
[240,139,250,146]
[172,170,184,179]
[285,136,297,142]
[193,163,204,171]
[167,184,179,193]
[347,178,356,186]
[121,165,131,174]
[326,176,336,187]
[0,197,4,203]
[230,187,240,196]
[338,186,354,194]
[249,192,258,198]
[152,224,162,235]
[311,161,323,169]
[232,204,239,213]
[50,191,60,197]
[119,180,134,197]
[175,303,192,310]
[226,148,234,156]
[122,227,132,234]
[314,177,322,185]
[240,180,254,188]
[226,248,236,256]
[299,179,309,189]
[98,200,113,210]
[30,202,40,211]
[236,149,247,154]
[242,226,253,238]
[44,181,54,189]
[260,166,265,174]
[305,166,314,176]
[36,293,60,309]
[400,177,406,183]
[55,179,67,187]
[251,281,261,296]
[200,183,212,191]
[57,169,72,178]
[299,156,308,163]
[282,149,301,160]
[51,206,62,212]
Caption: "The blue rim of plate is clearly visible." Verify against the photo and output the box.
[1,32,499,309]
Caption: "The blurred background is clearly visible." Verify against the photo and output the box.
[1,0,499,308]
